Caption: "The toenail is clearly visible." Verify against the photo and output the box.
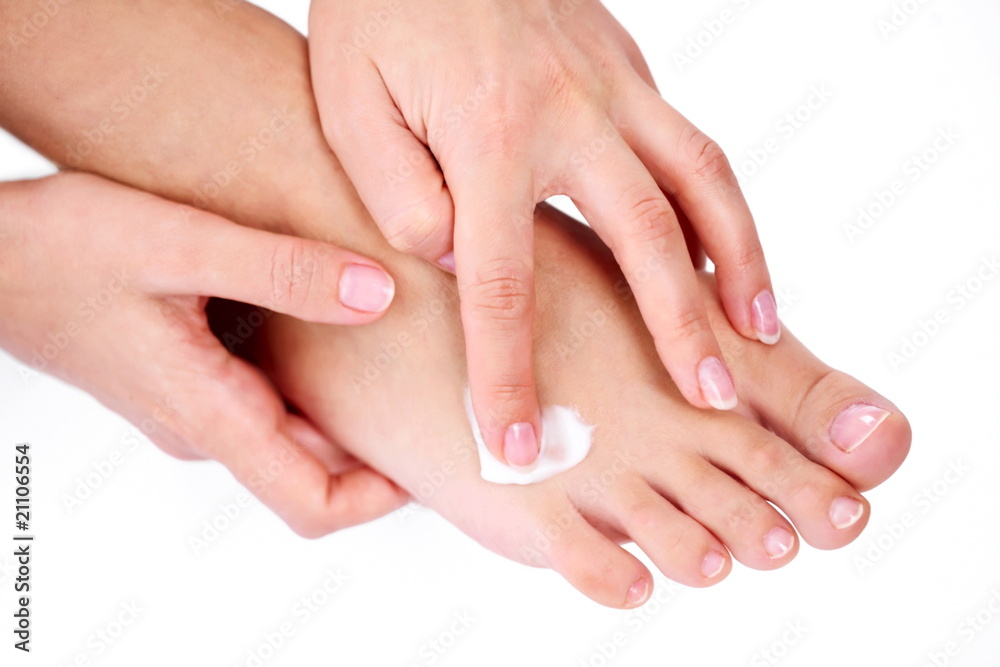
[829,497,865,530]
[701,551,726,579]
[764,527,794,559]
[752,290,781,345]
[503,422,539,467]
[626,578,650,607]
[698,356,738,410]
[830,404,890,453]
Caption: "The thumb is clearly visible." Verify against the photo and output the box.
[147,208,396,325]
[181,352,409,537]
[313,62,455,270]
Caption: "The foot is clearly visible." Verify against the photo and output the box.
[252,206,909,607]
[248,205,910,608]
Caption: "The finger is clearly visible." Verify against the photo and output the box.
[310,57,455,269]
[449,164,541,467]
[618,88,778,345]
[148,209,396,324]
[203,357,409,537]
[285,413,364,474]
[569,134,736,411]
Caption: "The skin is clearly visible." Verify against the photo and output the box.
[310,0,778,465]
[0,0,909,606]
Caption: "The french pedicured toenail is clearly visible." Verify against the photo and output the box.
[626,578,650,607]
[764,527,795,560]
[830,404,890,453]
[339,263,395,313]
[829,497,865,530]
[698,356,738,410]
[751,290,781,345]
[701,551,726,579]
[503,422,538,467]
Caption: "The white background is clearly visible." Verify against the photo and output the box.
[1,0,999,665]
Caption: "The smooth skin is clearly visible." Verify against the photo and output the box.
[254,204,909,606]
[0,174,408,535]
[310,0,778,465]
[0,0,908,588]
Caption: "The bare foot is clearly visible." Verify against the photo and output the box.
[247,205,910,608]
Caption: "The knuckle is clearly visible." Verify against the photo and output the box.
[669,304,712,342]
[269,239,321,310]
[466,258,534,323]
[681,128,733,183]
[619,190,681,249]
[474,114,528,160]
[488,378,534,405]
[743,435,787,478]
[381,203,445,255]
[730,243,767,276]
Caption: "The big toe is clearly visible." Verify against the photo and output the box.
[728,329,911,492]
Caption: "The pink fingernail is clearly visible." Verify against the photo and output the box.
[698,356,738,410]
[830,497,865,530]
[339,264,395,313]
[764,527,794,560]
[701,551,726,579]
[437,251,456,273]
[503,422,538,467]
[752,290,781,345]
[626,578,650,607]
[830,404,890,453]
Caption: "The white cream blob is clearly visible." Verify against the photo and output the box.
[464,390,595,485]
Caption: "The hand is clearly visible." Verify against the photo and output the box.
[309,0,778,466]
[0,173,409,536]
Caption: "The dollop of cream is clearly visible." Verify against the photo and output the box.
[464,390,595,485]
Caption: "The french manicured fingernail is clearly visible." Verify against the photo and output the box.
[339,263,395,313]
[437,251,456,273]
[701,551,726,579]
[752,290,781,345]
[626,578,650,607]
[698,356,738,410]
[764,527,794,560]
[503,422,538,467]
[830,404,890,453]
[830,497,865,530]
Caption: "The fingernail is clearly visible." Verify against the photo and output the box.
[437,251,456,273]
[830,404,889,453]
[701,551,726,579]
[764,527,794,560]
[830,497,865,530]
[752,290,781,345]
[698,356,738,410]
[626,578,650,607]
[339,264,395,313]
[503,422,538,467]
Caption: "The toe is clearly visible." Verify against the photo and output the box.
[706,420,871,550]
[648,451,800,571]
[527,505,654,609]
[577,483,732,588]
[721,322,911,491]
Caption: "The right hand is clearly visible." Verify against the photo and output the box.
[0,173,409,537]
[309,0,776,467]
